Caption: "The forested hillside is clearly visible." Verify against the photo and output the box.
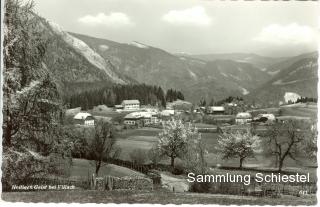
[66,84,184,110]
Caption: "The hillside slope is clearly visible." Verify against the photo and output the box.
[70,33,272,102]
[187,53,287,69]
[246,52,318,105]
[30,17,133,97]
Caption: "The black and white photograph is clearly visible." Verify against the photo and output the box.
[1,0,319,205]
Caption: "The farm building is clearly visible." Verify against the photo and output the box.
[235,112,252,125]
[160,109,175,117]
[114,104,124,112]
[123,113,143,127]
[121,100,140,111]
[123,111,160,127]
[207,106,225,115]
[73,112,95,126]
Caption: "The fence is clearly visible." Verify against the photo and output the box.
[90,174,153,191]
[108,158,172,175]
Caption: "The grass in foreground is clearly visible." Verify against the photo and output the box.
[1,190,316,205]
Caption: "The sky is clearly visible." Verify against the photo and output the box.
[32,0,319,57]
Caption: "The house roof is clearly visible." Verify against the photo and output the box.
[74,112,93,120]
[210,106,225,111]
[124,111,156,120]
[236,112,252,119]
[160,109,175,116]
[124,112,142,120]
[122,100,140,105]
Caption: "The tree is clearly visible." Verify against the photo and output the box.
[217,129,261,168]
[181,130,208,174]
[157,118,196,168]
[2,0,71,189]
[265,120,314,171]
[88,121,120,175]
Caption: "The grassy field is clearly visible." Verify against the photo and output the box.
[280,105,317,120]
[113,127,317,171]
[69,158,145,179]
[1,190,316,205]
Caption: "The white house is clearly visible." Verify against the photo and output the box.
[160,109,175,117]
[235,112,252,125]
[73,112,95,126]
[121,100,140,111]
[207,106,225,115]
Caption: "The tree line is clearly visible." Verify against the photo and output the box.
[295,97,317,104]
[65,84,185,110]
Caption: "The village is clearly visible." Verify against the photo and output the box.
[70,97,315,131]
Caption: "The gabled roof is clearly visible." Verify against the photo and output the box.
[124,111,155,119]
[236,112,252,119]
[122,100,140,105]
[210,106,225,111]
[74,112,93,120]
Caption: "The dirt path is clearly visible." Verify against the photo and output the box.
[160,173,189,192]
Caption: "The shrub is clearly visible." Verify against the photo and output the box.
[190,180,211,193]
[172,161,185,175]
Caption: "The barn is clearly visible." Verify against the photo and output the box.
[73,112,95,126]
[235,112,252,125]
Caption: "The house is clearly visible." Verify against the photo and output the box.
[123,112,143,127]
[121,100,140,111]
[114,104,124,112]
[123,111,160,127]
[207,106,225,115]
[160,109,175,117]
[235,112,252,125]
[73,112,95,126]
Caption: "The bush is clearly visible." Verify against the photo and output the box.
[172,161,185,175]
[190,180,211,193]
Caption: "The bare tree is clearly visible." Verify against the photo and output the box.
[88,121,120,175]
[266,120,313,171]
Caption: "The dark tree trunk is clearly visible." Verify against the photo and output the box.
[96,161,101,175]
[278,157,285,172]
[4,119,12,147]
[239,157,244,169]
[171,156,175,168]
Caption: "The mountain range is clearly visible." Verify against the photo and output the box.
[33,13,318,105]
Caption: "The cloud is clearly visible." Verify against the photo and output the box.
[78,12,134,27]
[162,6,212,26]
[253,23,317,45]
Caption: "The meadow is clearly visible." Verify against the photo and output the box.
[113,126,317,173]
